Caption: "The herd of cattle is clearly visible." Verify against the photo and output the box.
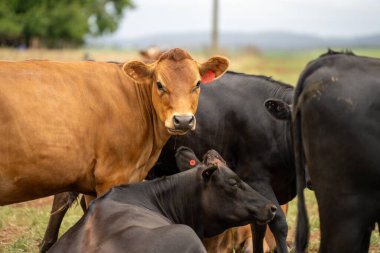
[0,48,379,253]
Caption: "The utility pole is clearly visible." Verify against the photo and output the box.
[211,0,219,53]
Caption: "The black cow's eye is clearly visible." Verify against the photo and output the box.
[156,81,165,92]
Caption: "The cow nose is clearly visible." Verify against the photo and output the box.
[173,115,194,131]
[266,204,277,218]
[270,205,277,215]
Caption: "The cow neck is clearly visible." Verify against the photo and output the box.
[270,85,295,173]
[143,170,205,235]
[281,91,295,174]
[283,118,294,173]
[135,79,170,151]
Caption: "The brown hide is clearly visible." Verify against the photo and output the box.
[203,204,288,253]
[0,48,229,205]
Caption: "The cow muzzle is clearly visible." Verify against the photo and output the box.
[255,204,277,225]
[166,114,195,135]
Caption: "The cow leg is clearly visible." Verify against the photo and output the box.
[80,195,87,212]
[40,192,78,253]
[359,225,372,253]
[267,206,288,253]
[318,200,374,253]
[251,223,267,253]
[243,236,253,253]
[319,218,373,253]
[84,195,96,208]
[251,182,288,253]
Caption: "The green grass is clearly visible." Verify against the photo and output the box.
[0,200,83,253]
[1,48,380,252]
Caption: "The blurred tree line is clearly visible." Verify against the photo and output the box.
[0,0,134,48]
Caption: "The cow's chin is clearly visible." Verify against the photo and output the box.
[254,214,276,225]
[256,219,271,225]
[166,128,189,135]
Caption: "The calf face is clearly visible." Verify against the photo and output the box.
[175,147,277,233]
[124,48,229,135]
[200,150,277,228]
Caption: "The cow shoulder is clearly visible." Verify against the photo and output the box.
[155,224,207,253]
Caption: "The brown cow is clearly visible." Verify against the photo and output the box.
[0,48,229,205]
[202,205,289,253]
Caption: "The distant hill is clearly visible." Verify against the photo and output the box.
[87,31,380,50]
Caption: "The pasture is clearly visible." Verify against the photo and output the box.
[0,48,379,253]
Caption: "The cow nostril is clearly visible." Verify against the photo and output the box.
[189,116,194,125]
[270,205,277,214]
[173,116,180,126]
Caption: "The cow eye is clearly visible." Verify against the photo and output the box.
[193,81,201,92]
[156,81,165,92]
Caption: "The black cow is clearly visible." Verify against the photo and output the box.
[268,50,380,253]
[48,148,277,253]
[41,71,296,253]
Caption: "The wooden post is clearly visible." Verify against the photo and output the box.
[211,0,219,53]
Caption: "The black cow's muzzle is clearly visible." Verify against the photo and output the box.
[255,204,277,225]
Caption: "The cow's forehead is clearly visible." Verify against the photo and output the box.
[217,164,241,181]
[155,59,200,85]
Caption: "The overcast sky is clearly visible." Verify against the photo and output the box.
[111,0,380,40]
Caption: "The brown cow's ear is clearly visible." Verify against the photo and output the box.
[202,165,218,182]
[199,56,229,84]
[123,61,154,83]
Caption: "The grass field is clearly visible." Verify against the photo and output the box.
[0,48,379,252]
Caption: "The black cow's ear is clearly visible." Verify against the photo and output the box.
[202,165,218,182]
[175,146,201,172]
[203,149,226,165]
[264,99,292,121]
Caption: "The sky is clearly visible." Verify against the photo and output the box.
[110,0,380,40]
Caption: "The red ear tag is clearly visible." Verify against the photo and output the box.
[201,71,216,84]
[189,159,197,167]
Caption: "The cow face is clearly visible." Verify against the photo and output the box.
[200,150,277,230]
[124,48,229,135]
[174,147,276,233]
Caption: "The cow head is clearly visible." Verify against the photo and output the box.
[175,147,277,236]
[124,48,229,135]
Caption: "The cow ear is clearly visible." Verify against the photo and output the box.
[198,56,229,84]
[203,149,226,165]
[202,165,218,182]
[123,61,154,83]
[175,146,201,172]
[264,99,292,121]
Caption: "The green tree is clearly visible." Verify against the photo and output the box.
[0,0,134,48]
